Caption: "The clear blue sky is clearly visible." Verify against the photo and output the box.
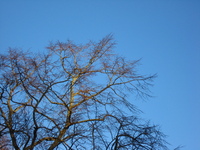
[0,1,200,149]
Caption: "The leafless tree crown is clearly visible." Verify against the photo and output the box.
[0,35,168,150]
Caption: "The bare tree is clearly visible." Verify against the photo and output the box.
[0,35,168,149]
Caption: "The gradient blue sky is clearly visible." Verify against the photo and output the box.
[0,1,200,149]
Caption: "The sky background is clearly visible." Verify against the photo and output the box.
[0,1,200,149]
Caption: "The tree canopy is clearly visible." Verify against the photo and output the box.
[0,35,168,150]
